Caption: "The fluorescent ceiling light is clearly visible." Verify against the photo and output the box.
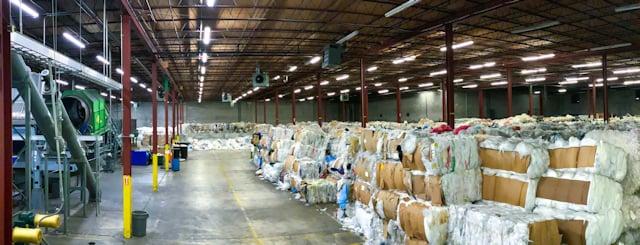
[418,83,433,87]
[147,88,152,93]
[558,88,567,93]
[367,66,378,72]
[491,81,508,86]
[265,98,271,102]
[521,68,546,74]
[378,89,389,94]
[399,86,409,91]
[355,87,361,91]
[288,66,298,72]
[589,43,631,52]
[247,90,253,95]
[571,62,601,68]
[293,89,301,93]
[462,84,478,89]
[320,80,329,86]
[403,55,417,62]
[130,77,138,83]
[398,78,408,82]
[306,96,314,100]
[299,98,306,102]
[565,77,589,81]
[521,53,555,62]
[206,0,216,7]
[439,40,474,52]
[200,66,206,74]
[278,94,284,98]
[116,68,123,75]
[242,93,247,96]
[596,77,618,82]
[74,85,86,90]
[613,67,640,74]
[309,56,321,64]
[327,92,336,96]
[63,32,86,49]
[588,83,604,88]
[202,26,212,44]
[453,78,463,83]
[139,83,147,88]
[511,21,560,34]
[374,83,382,87]
[110,95,116,99]
[336,30,359,44]
[615,3,640,12]
[96,55,110,65]
[200,53,208,63]
[273,75,281,80]
[385,0,421,17]
[55,79,69,86]
[480,73,501,79]
[304,85,314,90]
[624,80,640,86]
[469,62,495,70]
[430,70,446,76]
[534,91,541,95]
[392,58,405,64]
[525,77,546,82]
[340,89,350,93]
[199,76,204,82]
[558,80,578,85]
[336,74,349,81]
[10,0,39,18]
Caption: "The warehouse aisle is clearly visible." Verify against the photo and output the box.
[47,150,361,244]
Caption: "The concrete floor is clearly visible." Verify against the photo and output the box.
[46,150,362,244]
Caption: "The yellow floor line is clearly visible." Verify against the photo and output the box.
[219,165,264,245]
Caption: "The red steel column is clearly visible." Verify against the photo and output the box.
[478,89,485,118]
[396,82,402,123]
[602,54,609,121]
[0,0,12,241]
[172,92,176,141]
[592,78,597,118]
[291,88,297,124]
[507,68,513,117]
[151,63,158,154]
[121,13,133,239]
[164,88,168,145]
[275,92,280,124]
[360,58,368,127]
[444,23,455,127]
[317,74,323,126]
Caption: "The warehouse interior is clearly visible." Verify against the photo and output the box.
[2,0,640,244]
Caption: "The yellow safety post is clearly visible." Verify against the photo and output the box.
[152,154,158,192]
[122,175,133,238]
[176,135,180,142]
[164,144,170,172]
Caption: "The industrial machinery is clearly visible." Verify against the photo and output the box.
[62,89,109,136]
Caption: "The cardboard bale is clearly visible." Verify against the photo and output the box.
[479,148,530,174]
[404,238,428,245]
[556,219,587,245]
[576,146,596,168]
[425,176,443,206]
[482,174,529,208]
[536,177,589,205]
[284,155,296,173]
[362,129,378,153]
[352,180,373,205]
[549,147,580,169]
[354,156,374,182]
[403,170,427,200]
[373,190,404,220]
[398,201,428,241]
[376,161,406,190]
[412,142,427,171]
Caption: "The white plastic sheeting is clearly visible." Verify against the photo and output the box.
[304,178,337,204]
[423,205,448,245]
[480,136,550,178]
[441,168,482,205]
[262,162,284,183]
[534,206,624,245]
[622,195,640,230]
[340,202,385,244]
[420,135,480,176]
[191,137,252,151]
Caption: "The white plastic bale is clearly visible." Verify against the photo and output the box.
[534,206,624,245]
[304,178,338,204]
[262,162,284,183]
[341,202,385,244]
[441,168,482,205]
[386,220,406,245]
[423,206,448,245]
[585,130,640,194]
[514,139,550,178]
[296,159,322,180]
[401,133,418,154]
[622,195,640,230]
[617,229,640,245]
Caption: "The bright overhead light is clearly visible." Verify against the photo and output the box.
[525,77,546,82]
[534,91,541,95]
[110,95,116,99]
[469,64,483,70]
[320,80,329,86]
[589,43,631,51]
[306,96,314,100]
[613,67,640,74]
[130,77,138,83]
[63,32,86,49]
[298,98,306,102]
[624,80,640,86]
[462,84,478,89]
[253,87,260,91]
[327,92,336,96]
[336,74,349,81]
[469,61,495,70]
[374,83,383,87]
[273,75,281,80]
[355,87,361,91]
[200,53,208,63]
[439,40,474,52]
[116,68,124,75]
[565,77,589,81]
[521,68,546,74]
[398,78,408,82]
[453,78,463,83]
[247,90,253,95]
[278,94,284,98]
[571,62,601,68]
[480,73,501,79]
[242,93,247,97]
[385,0,421,17]
[11,0,39,18]
[309,56,321,64]
[340,89,350,93]
[96,55,110,65]
[202,26,212,44]
[336,30,359,44]
[378,89,389,94]
[367,66,378,72]
[139,83,147,88]
[147,88,152,93]
[596,77,618,82]
[288,66,298,72]
[491,81,508,86]
[511,21,560,34]
[558,88,567,93]
[588,83,604,88]
[304,85,314,90]
[615,3,640,12]
[294,89,301,94]
[521,53,555,62]
[206,0,216,7]
[199,82,203,88]
[55,79,69,86]
[558,80,579,85]
[74,85,86,90]
[418,83,433,87]
[199,76,204,82]
[399,86,409,91]
[392,58,405,64]
[200,66,206,74]
[403,55,417,62]
[265,98,271,102]
[430,70,446,76]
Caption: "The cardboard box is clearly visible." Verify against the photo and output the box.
[576,146,596,168]
[536,177,589,205]
[549,147,580,169]
[425,175,443,206]
[482,174,528,207]
[398,201,428,240]
[556,219,587,245]
[479,148,529,174]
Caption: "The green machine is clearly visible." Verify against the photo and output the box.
[62,89,109,135]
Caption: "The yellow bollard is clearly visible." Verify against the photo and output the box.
[123,175,133,239]
[34,214,61,228]
[176,135,180,142]
[12,227,42,244]
[152,154,158,192]
[164,144,170,172]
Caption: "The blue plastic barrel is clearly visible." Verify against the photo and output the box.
[171,158,180,171]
